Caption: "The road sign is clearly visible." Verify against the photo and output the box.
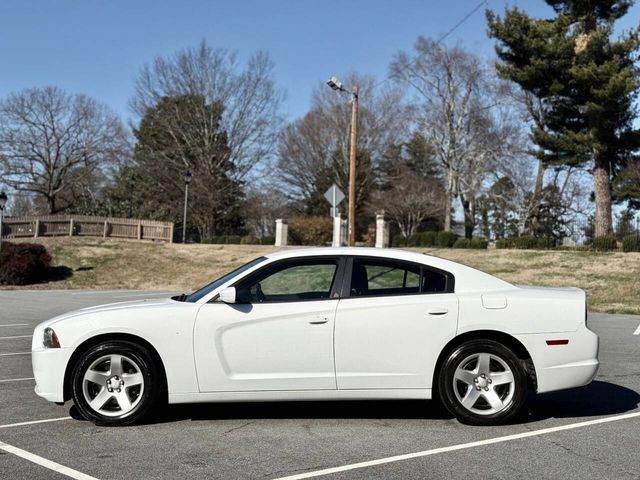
[324,184,345,208]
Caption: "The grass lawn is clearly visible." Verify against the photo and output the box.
[3,237,639,314]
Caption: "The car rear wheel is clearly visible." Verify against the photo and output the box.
[71,341,161,426]
[438,340,528,425]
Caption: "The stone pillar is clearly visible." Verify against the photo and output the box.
[332,215,347,247]
[275,219,288,246]
[375,214,389,248]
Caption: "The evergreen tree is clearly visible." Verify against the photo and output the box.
[487,1,640,236]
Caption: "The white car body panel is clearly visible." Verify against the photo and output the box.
[31,247,599,406]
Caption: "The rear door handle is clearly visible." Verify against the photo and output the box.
[309,316,329,325]
[427,308,448,316]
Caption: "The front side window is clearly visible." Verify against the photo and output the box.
[235,259,338,303]
[350,258,451,297]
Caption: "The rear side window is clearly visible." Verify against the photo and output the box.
[350,258,452,297]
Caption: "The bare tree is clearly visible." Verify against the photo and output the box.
[0,86,128,213]
[130,41,284,183]
[391,38,518,236]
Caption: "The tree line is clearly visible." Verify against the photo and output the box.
[1,0,639,243]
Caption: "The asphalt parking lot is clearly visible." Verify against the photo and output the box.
[1,290,639,480]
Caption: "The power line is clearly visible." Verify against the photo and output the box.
[372,0,489,91]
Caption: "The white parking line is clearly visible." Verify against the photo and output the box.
[0,351,30,357]
[0,377,34,383]
[0,417,71,429]
[0,323,29,327]
[273,411,640,480]
[0,440,99,480]
[0,335,31,340]
[633,322,640,335]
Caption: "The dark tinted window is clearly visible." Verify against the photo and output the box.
[350,258,451,297]
[236,259,338,303]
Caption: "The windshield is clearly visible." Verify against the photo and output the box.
[184,256,267,303]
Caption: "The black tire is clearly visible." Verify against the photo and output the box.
[438,340,528,426]
[71,341,162,426]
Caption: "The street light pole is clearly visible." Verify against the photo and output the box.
[327,76,359,247]
[182,171,192,244]
[347,86,358,247]
[0,191,7,254]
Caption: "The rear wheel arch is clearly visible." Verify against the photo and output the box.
[432,330,537,395]
[63,333,168,403]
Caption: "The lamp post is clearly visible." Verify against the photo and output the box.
[182,170,192,243]
[327,76,358,247]
[0,191,7,252]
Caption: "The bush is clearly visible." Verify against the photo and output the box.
[622,235,640,252]
[260,235,275,246]
[469,238,488,249]
[592,235,618,252]
[0,242,52,285]
[418,231,437,247]
[288,215,333,246]
[240,235,259,245]
[495,238,514,249]
[536,237,556,249]
[453,238,470,249]
[392,234,407,247]
[436,231,458,248]
[513,235,538,249]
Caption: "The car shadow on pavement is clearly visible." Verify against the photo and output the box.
[519,380,640,423]
[118,380,639,426]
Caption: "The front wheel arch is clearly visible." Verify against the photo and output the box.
[63,333,168,404]
[432,330,537,397]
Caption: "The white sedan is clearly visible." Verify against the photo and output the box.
[32,248,599,426]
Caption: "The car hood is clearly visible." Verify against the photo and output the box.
[41,297,175,328]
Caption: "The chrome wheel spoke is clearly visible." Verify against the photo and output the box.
[490,370,514,386]
[84,369,109,386]
[461,387,481,409]
[477,353,491,375]
[115,391,133,412]
[89,388,112,411]
[454,368,476,386]
[109,355,124,376]
[483,389,505,411]
[122,372,143,387]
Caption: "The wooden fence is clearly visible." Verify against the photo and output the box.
[0,215,174,243]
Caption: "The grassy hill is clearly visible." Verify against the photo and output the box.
[4,237,639,314]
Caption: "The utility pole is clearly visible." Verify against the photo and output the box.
[182,170,192,243]
[347,86,358,247]
[327,76,359,247]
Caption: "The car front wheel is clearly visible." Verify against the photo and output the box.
[438,340,528,425]
[71,340,162,426]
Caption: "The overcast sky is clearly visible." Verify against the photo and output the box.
[1,0,639,123]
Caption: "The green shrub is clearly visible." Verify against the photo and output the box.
[622,235,640,252]
[405,233,421,247]
[469,238,488,249]
[0,242,52,285]
[418,231,437,247]
[495,238,514,249]
[436,231,458,248]
[453,238,470,249]
[240,235,259,245]
[535,237,556,249]
[392,234,407,247]
[592,235,618,252]
[260,235,275,245]
[288,215,333,246]
[513,235,538,249]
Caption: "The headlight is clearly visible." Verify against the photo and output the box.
[43,327,61,348]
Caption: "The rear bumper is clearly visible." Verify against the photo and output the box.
[32,347,72,403]
[516,327,599,394]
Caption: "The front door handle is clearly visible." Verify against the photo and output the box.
[427,307,448,316]
[309,316,329,325]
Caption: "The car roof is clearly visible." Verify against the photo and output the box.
[264,247,514,293]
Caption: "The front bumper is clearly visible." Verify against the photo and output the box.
[32,347,73,403]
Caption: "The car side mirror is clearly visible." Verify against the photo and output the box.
[219,287,237,304]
